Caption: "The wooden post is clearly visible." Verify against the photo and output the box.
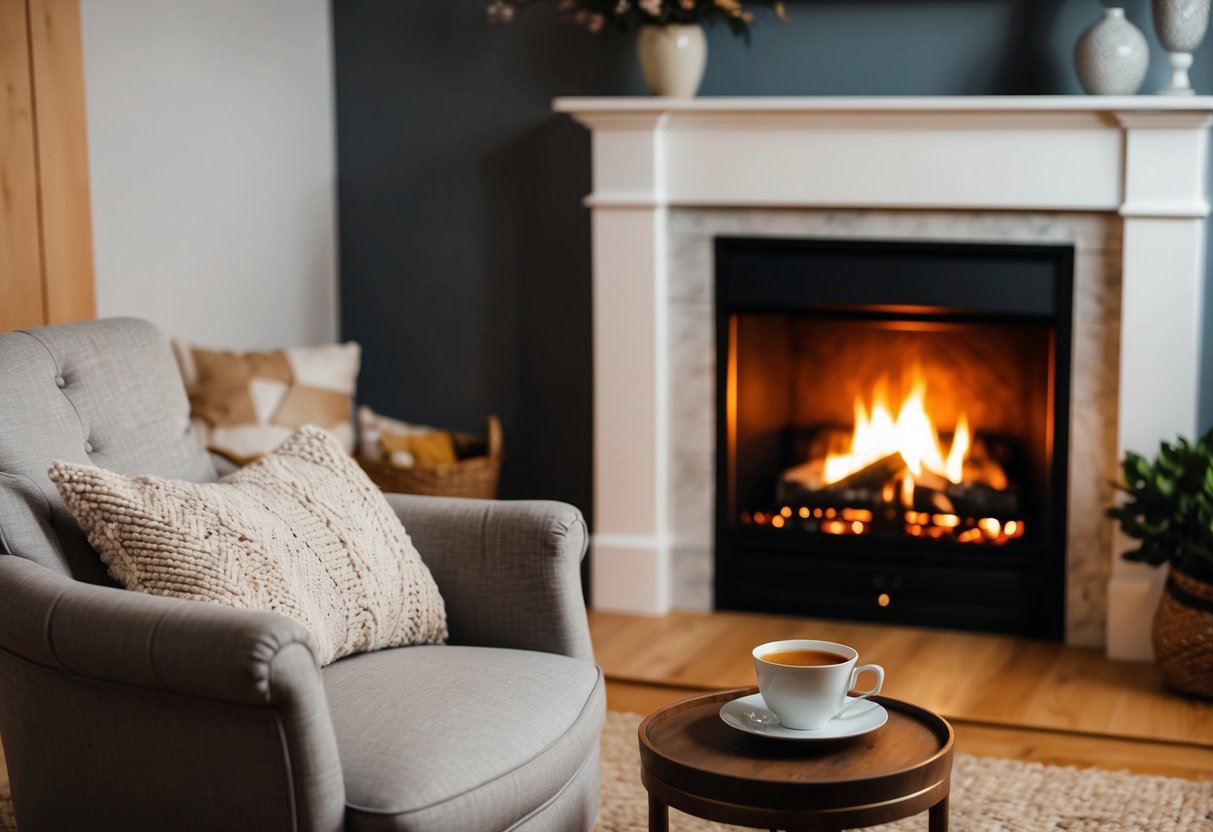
[0,0,95,332]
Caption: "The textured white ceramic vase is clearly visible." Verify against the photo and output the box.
[1074,7,1150,95]
[1153,0,1210,94]
[637,24,707,97]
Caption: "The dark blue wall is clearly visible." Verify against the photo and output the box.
[333,0,1213,519]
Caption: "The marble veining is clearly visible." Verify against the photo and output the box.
[666,208,1122,647]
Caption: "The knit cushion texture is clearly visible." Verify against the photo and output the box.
[48,425,448,665]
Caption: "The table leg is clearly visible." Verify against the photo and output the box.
[648,794,668,832]
[929,795,949,832]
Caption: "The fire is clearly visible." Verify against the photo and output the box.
[824,370,970,489]
[763,366,1023,545]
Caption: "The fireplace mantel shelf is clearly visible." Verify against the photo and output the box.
[555,95,1213,115]
[555,96,1213,217]
[558,94,1213,661]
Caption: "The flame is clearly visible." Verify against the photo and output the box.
[825,369,970,487]
[945,413,969,484]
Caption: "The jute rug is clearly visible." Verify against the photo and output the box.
[2,713,1210,830]
[596,712,1213,832]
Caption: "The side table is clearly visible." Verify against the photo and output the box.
[638,687,954,831]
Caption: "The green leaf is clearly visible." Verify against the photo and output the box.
[1123,453,1148,484]
[1110,430,1213,570]
[1141,517,1170,536]
[1155,475,1176,497]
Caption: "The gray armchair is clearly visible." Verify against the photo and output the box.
[0,318,604,832]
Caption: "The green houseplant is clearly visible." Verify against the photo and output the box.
[1108,429,1213,697]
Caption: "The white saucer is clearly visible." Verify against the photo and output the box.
[719,692,888,741]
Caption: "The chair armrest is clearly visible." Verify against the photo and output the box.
[384,494,593,661]
[0,553,316,703]
[0,555,345,832]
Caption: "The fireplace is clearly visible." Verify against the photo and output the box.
[558,96,1213,659]
[715,238,1074,638]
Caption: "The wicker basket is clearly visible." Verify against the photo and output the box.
[356,414,503,499]
[1153,566,1213,699]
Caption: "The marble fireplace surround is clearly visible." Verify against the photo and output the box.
[554,97,1213,660]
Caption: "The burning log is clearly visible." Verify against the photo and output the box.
[962,452,1009,491]
[778,453,1020,519]
[778,453,905,506]
[826,453,906,493]
[944,483,1019,518]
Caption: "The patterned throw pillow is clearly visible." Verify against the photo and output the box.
[49,426,447,666]
[173,339,360,465]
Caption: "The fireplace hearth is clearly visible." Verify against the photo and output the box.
[715,238,1074,638]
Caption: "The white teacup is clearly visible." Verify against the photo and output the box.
[752,639,885,730]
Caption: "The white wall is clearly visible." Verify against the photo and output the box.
[81,0,337,349]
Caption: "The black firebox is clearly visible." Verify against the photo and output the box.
[714,237,1073,639]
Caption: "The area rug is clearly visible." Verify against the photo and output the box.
[596,712,1213,832]
[2,713,1210,831]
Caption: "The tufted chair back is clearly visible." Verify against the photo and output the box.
[0,318,216,584]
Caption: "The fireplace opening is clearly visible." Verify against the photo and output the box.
[715,238,1073,638]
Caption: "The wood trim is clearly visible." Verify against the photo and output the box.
[27,0,94,324]
[0,0,46,330]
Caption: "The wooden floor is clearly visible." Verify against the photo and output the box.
[593,608,1213,781]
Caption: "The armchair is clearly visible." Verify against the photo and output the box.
[0,318,603,832]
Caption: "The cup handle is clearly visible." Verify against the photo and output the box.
[838,664,884,718]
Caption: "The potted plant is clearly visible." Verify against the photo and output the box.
[487,0,788,97]
[1108,429,1213,697]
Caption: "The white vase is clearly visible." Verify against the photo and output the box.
[637,24,707,97]
[1073,7,1150,95]
[1153,0,1210,95]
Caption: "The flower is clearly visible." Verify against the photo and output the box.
[486,0,516,23]
[485,0,787,39]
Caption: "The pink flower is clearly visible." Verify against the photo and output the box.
[486,1,516,23]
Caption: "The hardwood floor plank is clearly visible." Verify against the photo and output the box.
[591,609,1213,749]
[951,722,1213,782]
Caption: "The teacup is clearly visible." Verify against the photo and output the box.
[752,639,885,730]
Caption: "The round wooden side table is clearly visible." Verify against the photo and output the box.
[638,687,954,832]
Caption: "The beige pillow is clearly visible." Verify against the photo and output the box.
[49,425,447,666]
[173,339,361,465]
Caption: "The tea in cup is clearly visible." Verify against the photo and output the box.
[752,639,884,730]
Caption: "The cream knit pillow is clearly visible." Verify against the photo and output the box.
[49,425,447,665]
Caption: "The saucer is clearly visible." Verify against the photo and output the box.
[719,692,888,741]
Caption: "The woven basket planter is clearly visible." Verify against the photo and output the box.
[356,414,503,500]
[1153,566,1213,699]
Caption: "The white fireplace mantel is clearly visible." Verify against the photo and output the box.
[555,96,1213,660]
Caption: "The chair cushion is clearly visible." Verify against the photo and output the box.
[323,645,604,832]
